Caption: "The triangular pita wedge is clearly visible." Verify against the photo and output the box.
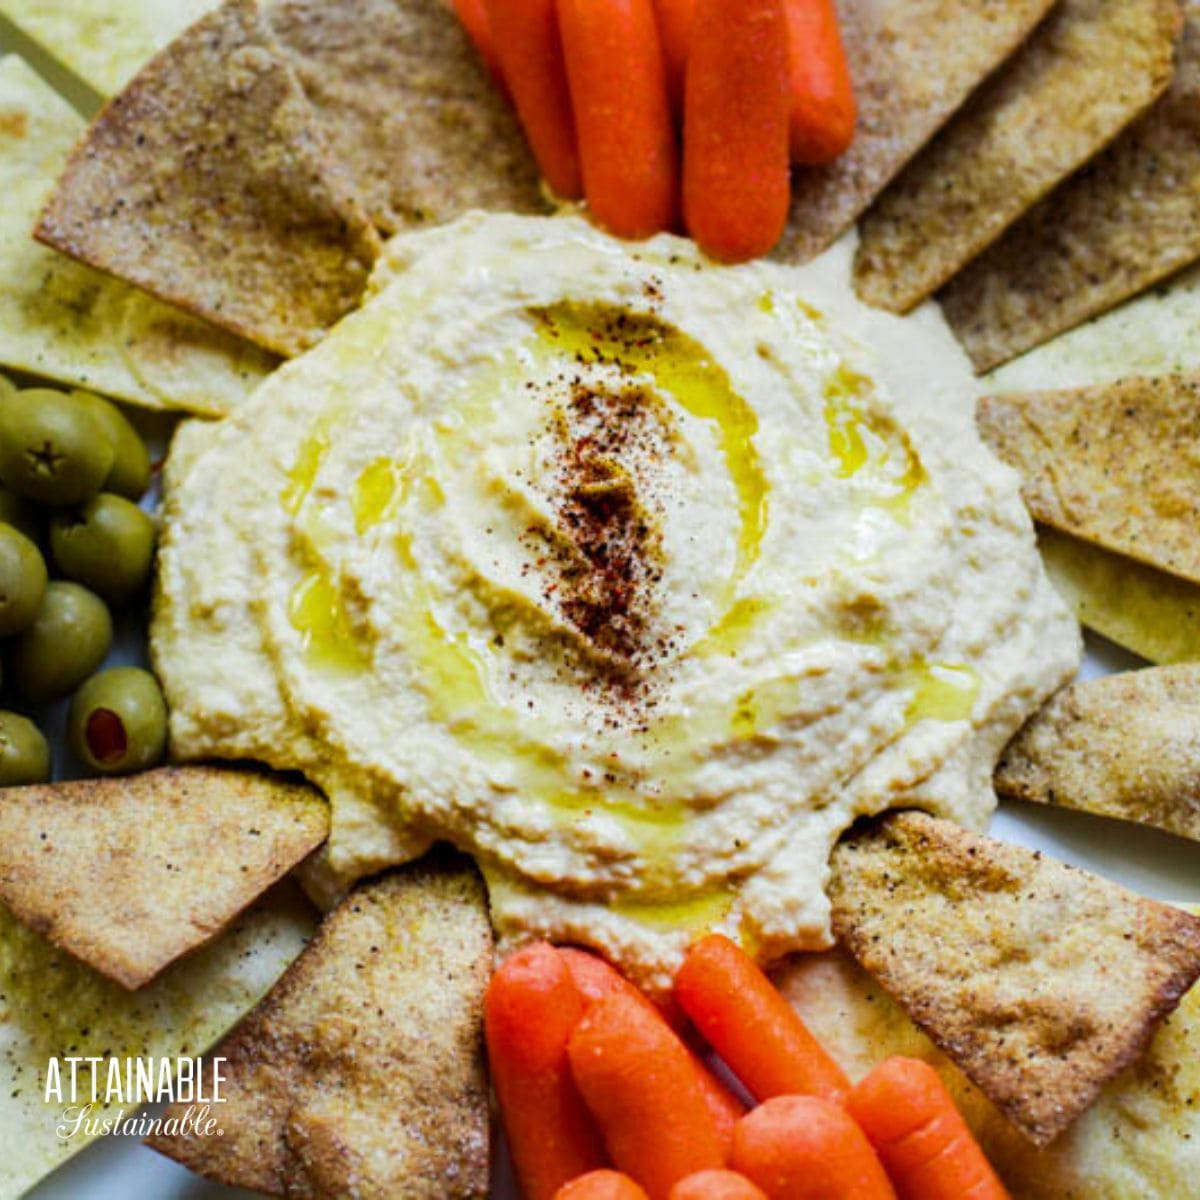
[0,766,328,989]
[35,0,381,358]
[0,883,315,1200]
[828,810,1200,1145]
[265,0,545,234]
[977,375,1200,585]
[853,0,1181,313]
[773,0,1056,265]
[942,0,1200,372]
[1036,526,1200,664]
[147,853,492,1198]
[775,907,1200,1199]
[0,53,274,415]
[996,664,1200,844]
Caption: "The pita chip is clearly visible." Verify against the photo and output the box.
[996,665,1200,844]
[853,0,1181,313]
[977,375,1200,585]
[828,810,1200,1145]
[0,766,328,989]
[771,0,1056,265]
[0,884,315,1200]
[148,854,492,1199]
[35,0,382,358]
[0,53,274,415]
[775,909,1200,1199]
[942,0,1200,372]
[265,0,546,234]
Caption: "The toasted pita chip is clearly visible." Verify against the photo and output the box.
[775,909,1200,1199]
[0,766,328,989]
[265,0,545,234]
[771,0,1056,265]
[35,0,381,358]
[977,376,1200,586]
[148,854,492,1198]
[996,665,1200,843]
[942,3,1200,373]
[852,0,1181,314]
[0,883,315,1200]
[0,54,274,415]
[828,810,1200,1145]
[1038,525,1200,664]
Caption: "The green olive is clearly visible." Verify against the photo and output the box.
[0,711,50,786]
[50,493,155,603]
[68,667,167,775]
[0,388,114,506]
[0,523,47,636]
[9,581,113,704]
[0,484,41,542]
[0,374,15,404]
[71,391,152,500]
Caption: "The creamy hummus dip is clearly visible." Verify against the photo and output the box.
[153,213,1079,988]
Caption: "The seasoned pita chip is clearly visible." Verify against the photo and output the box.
[942,2,1200,372]
[996,665,1200,843]
[265,0,545,234]
[35,0,381,358]
[0,766,328,989]
[828,810,1200,1145]
[853,0,1181,313]
[0,54,274,415]
[148,854,492,1198]
[775,910,1200,1199]
[771,0,1056,265]
[0,883,315,1200]
[977,376,1200,585]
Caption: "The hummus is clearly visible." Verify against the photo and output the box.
[153,213,1079,988]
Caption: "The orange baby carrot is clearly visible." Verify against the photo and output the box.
[674,934,850,1104]
[453,0,507,90]
[652,0,694,111]
[556,0,679,239]
[557,1170,652,1200]
[670,1169,770,1200]
[783,0,856,164]
[731,1095,897,1200]
[484,0,582,197]
[485,943,607,1200]
[568,992,726,1199]
[682,0,791,262]
[560,947,746,1149]
[847,1057,1011,1200]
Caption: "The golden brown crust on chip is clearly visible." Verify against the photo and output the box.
[977,376,1200,585]
[942,0,1200,372]
[0,765,328,989]
[265,0,546,234]
[829,810,1200,1145]
[34,0,381,357]
[996,665,1200,844]
[771,0,1056,265]
[147,853,492,1199]
[852,0,1182,313]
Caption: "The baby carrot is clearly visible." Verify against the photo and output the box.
[783,0,856,164]
[485,943,607,1200]
[483,0,582,198]
[731,1095,897,1200]
[556,0,679,239]
[568,991,726,1199]
[652,0,694,111]
[674,934,850,1104]
[560,947,746,1149]
[682,0,791,262]
[670,1169,770,1200]
[557,1170,652,1200]
[452,0,507,90]
[847,1057,1011,1200]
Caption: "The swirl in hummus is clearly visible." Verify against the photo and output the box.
[153,214,1079,988]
